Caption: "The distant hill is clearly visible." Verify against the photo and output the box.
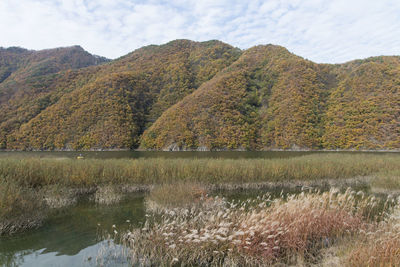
[1,40,240,150]
[0,45,110,149]
[0,40,399,151]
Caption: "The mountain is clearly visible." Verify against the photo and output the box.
[141,45,331,150]
[2,40,240,150]
[322,56,400,149]
[0,45,108,100]
[0,40,399,151]
[141,46,400,151]
[0,45,110,149]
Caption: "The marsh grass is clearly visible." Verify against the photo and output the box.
[343,201,400,266]
[0,178,47,235]
[371,169,400,191]
[94,185,123,205]
[1,153,399,235]
[146,182,207,212]
[43,185,78,209]
[345,227,400,266]
[124,189,393,266]
[0,154,399,188]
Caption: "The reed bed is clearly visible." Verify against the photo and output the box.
[345,227,400,266]
[123,189,393,266]
[0,178,47,235]
[0,153,399,188]
[146,182,207,212]
[371,169,400,191]
[94,185,123,205]
[1,153,399,235]
[344,204,400,267]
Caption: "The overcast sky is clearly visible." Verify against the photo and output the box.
[1,0,400,63]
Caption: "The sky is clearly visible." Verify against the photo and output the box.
[1,0,400,63]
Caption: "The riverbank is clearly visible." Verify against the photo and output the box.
[1,153,400,235]
[1,148,400,152]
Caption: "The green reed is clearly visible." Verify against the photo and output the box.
[0,153,398,188]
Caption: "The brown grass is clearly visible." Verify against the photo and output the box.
[1,153,399,236]
[371,169,400,191]
[124,189,380,266]
[1,153,399,188]
[146,182,207,211]
[346,230,400,267]
[345,204,400,267]
[0,179,47,235]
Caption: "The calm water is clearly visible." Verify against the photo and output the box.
[0,195,145,267]
[0,150,318,159]
[0,150,394,160]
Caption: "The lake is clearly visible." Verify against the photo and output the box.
[0,150,393,160]
[0,194,145,267]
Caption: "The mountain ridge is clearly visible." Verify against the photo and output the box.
[0,40,399,151]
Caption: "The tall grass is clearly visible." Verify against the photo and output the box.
[146,182,207,210]
[0,153,399,187]
[345,226,400,266]
[1,153,399,235]
[371,169,400,191]
[124,189,387,266]
[343,200,400,266]
[0,178,47,235]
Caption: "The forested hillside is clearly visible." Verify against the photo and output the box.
[322,56,400,149]
[141,45,329,150]
[1,40,399,151]
[0,45,109,149]
[1,40,241,150]
[141,45,400,151]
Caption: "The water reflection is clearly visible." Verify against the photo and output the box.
[0,195,145,267]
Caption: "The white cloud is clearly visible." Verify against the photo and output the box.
[0,0,399,63]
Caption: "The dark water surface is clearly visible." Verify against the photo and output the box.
[0,150,319,159]
[0,195,145,267]
[0,150,396,160]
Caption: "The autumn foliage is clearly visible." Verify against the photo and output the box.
[0,40,399,150]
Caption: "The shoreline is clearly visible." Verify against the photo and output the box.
[0,148,400,152]
[0,176,376,236]
[1,154,400,235]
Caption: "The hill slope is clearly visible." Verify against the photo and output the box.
[0,46,109,148]
[141,47,400,151]
[141,45,332,150]
[2,40,241,150]
[1,40,399,151]
[322,56,400,149]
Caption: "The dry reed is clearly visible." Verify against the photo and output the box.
[345,200,400,267]
[124,189,384,266]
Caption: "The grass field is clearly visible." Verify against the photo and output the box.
[0,153,399,187]
[1,153,400,235]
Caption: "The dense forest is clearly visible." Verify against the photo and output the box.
[0,40,399,151]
